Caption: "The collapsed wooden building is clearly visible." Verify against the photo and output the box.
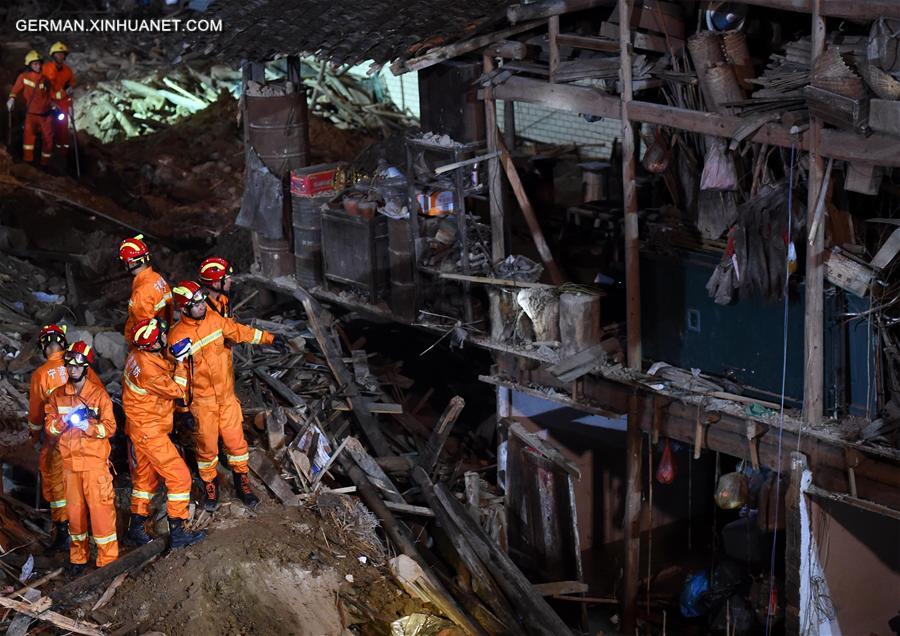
[171,0,900,634]
[1,0,899,634]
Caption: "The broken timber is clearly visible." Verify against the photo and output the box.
[0,595,104,636]
[248,449,301,506]
[50,538,166,606]
[418,396,466,474]
[433,481,573,635]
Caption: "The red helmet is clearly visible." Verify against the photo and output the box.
[64,341,95,367]
[130,318,165,350]
[39,324,67,348]
[173,280,207,310]
[199,256,233,284]
[118,234,150,266]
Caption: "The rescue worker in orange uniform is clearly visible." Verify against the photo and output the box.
[118,235,173,345]
[6,50,54,167]
[42,42,75,161]
[27,324,70,552]
[169,281,288,511]
[44,342,118,574]
[199,256,233,317]
[122,318,206,548]
[28,325,103,554]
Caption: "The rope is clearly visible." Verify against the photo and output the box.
[764,142,797,636]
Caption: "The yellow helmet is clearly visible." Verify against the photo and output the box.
[24,50,42,65]
[49,41,69,56]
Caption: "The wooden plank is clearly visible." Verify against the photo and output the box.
[506,420,581,478]
[609,0,685,39]
[599,21,681,54]
[411,467,520,631]
[803,0,825,427]
[508,0,615,22]
[496,135,566,285]
[0,596,104,636]
[487,76,900,167]
[300,295,391,457]
[725,0,900,19]
[266,407,287,452]
[344,436,406,504]
[253,368,307,409]
[555,33,618,52]
[621,391,643,634]
[548,16,560,83]
[392,20,544,74]
[50,539,166,605]
[248,450,301,506]
[433,482,574,635]
[547,343,608,382]
[332,401,404,414]
[384,501,436,517]
[439,272,554,289]
[418,396,466,473]
[620,0,641,372]
[532,581,589,596]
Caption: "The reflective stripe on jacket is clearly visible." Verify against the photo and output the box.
[122,349,187,438]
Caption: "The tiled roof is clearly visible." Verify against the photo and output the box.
[180,0,516,68]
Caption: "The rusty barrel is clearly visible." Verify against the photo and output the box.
[254,233,294,279]
[292,195,326,288]
[245,87,309,179]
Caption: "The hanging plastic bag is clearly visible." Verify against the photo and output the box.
[680,571,710,617]
[700,138,738,191]
[655,438,677,484]
[715,471,749,509]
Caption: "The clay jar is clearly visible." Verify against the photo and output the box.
[342,195,360,216]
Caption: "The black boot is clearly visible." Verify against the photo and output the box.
[124,514,152,546]
[65,561,86,577]
[204,477,220,512]
[46,521,69,554]
[233,472,260,510]
[168,518,206,549]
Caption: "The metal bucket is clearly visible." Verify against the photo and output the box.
[254,233,294,279]
[246,88,309,179]
[292,195,325,287]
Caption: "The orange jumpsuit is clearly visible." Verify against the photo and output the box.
[42,62,74,157]
[8,70,53,165]
[125,267,173,345]
[27,351,69,522]
[169,311,272,482]
[45,377,118,567]
[122,350,192,519]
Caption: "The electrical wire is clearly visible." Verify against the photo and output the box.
[764,143,797,636]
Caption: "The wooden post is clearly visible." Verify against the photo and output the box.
[619,0,642,370]
[503,100,516,150]
[622,392,643,633]
[548,16,560,83]
[784,451,808,635]
[803,0,825,426]
[484,54,506,264]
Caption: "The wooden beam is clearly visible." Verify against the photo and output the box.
[508,0,615,23]
[496,135,566,284]
[0,596,104,636]
[803,1,825,427]
[620,0,641,371]
[548,16,560,83]
[418,396,466,473]
[555,33,619,53]
[392,20,544,74]
[300,295,392,457]
[487,76,900,167]
[484,54,506,264]
[621,391,643,634]
[50,539,166,606]
[727,0,900,19]
[248,450,301,506]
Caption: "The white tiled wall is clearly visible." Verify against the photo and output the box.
[349,63,621,159]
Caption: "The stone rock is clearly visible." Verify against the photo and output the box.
[93,331,127,369]
[65,328,94,349]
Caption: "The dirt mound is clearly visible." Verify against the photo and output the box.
[100,500,421,635]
